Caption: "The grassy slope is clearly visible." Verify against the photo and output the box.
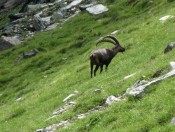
[0,0,175,131]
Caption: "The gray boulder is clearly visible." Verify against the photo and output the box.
[0,36,21,51]
[105,95,121,105]
[86,4,108,15]
[23,49,39,58]
[33,12,49,30]
[164,42,175,53]
[51,11,64,20]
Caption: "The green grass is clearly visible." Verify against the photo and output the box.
[1,0,175,131]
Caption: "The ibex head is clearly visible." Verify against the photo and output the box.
[96,35,125,53]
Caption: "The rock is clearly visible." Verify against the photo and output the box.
[86,4,108,15]
[79,3,95,11]
[126,85,145,97]
[0,39,13,51]
[6,35,21,45]
[53,108,65,115]
[124,72,137,80]
[111,30,120,35]
[54,0,67,7]
[164,42,175,53]
[51,11,64,20]
[170,117,175,125]
[63,90,78,102]
[46,101,76,121]
[2,24,15,36]
[0,36,21,51]
[23,49,39,58]
[126,80,148,96]
[16,97,24,102]
[45,23,59,31]
[77,114,86,119]
[68,101,77,105]
[170,62,175,71]
[41,16,51,25]
[105,95,121,105]
[43,120,70,132]
[159,15,174,21]
[33,13,48,31]
[53,102,76,115]
[14,34,25,41]
[64,0,83,10]
[9,13,25,21]
[4,0,24,10]
[36,129,44,132]
[127,68,175,96]
[27,4,48,12]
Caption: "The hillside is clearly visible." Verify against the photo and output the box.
[1,0,175,131]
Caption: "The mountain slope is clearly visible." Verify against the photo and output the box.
[1,0,175,131]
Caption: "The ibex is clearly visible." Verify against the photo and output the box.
[90,35,125,77]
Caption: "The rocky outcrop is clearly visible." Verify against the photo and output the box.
[0,0,56,12]
[0,0,109,51]
[126,62,175,96]
[0,36,21,51]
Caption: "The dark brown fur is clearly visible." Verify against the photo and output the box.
[90,35,125,77]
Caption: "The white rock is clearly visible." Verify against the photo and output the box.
[127,69,175,96]
[159,15,174,21]
[16,97,24,102]
[77,114,86,119]
[124,72,137,80]
[105,95,121,105]
[126,85,145,96]
[36,129,44,132]
[170,62,175,71]
[73,90,79,94]
[111,30,119,35]
[86,4,108,15]
[63,91,78,102]
[170,117,175,125]
[64,0,83,10]
[63,94,75,102]
[41,16,51,25]
[53,108,65,115]
[68,101,77,105]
